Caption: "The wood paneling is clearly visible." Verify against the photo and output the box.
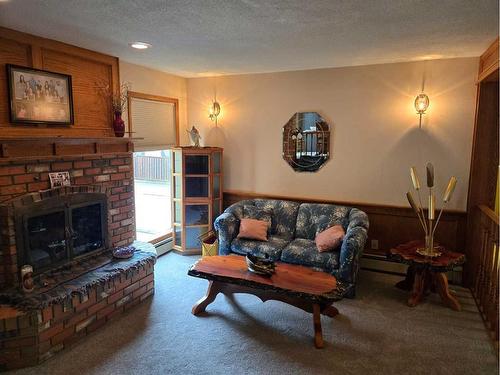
[223,190,466,255]
[0,27,119,138]
[470,205,499,343]
[478,37,499,82]
[0,36,32,130]
[465,38,500,287]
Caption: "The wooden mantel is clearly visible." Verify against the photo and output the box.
[0,137,137,161]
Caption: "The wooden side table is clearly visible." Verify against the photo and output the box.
[388,241,466,311]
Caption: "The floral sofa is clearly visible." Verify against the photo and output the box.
[214,199,369,298]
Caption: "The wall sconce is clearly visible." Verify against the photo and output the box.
[414,93,430,128]
[209,101,221,126]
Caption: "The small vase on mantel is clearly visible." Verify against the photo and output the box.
[113,111,125,137]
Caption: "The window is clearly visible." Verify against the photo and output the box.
[134,150,172,242]
[128,92,179,244]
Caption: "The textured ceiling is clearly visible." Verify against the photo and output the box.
[0,0,498,77]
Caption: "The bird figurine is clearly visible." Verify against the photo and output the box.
[187,126,201,147]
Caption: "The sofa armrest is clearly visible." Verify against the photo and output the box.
[214,212,240,255]
[334,208,369,297]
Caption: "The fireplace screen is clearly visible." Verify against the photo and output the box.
[16,193,108,273]
[27,211,67,270]
[71,203,104,256]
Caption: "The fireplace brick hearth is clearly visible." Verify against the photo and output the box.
[0,147,157,370]
[0,258,154,370]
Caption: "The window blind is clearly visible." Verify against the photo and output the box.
[130,98,177,151]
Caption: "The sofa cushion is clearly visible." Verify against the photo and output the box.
[243,205,273,235]
[295,203,351,240]
[253,199,300,240]
[237,218,269,241]
[231,235,290,261]
[315,225,345,252]
[281,238,340,272]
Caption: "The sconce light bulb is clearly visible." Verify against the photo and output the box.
[414,93,430,114]
[209,101,221,124]
[212,101,220,116]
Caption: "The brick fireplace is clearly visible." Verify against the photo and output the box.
[0,151,136,288]
[0,139,156,370]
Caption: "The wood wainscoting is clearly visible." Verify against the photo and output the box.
[0,27,119,138]
[465,37,499,287]
[223,190,467,257]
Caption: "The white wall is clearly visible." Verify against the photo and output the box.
[186,58,478,211]
[119,61,188,144]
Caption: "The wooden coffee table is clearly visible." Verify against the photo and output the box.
[388,241,466,311]
[188,255,340,348]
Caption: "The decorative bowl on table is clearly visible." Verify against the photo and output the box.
[245,254,276,276]
[112,246,135,259]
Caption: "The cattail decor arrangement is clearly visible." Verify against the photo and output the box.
[406,163,457,257]
[426,163,434,188]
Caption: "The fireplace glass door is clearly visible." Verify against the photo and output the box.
[26,210,68,270]
[71,203,105,256]
[17,193,108,273]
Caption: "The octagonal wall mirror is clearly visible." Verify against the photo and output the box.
[282,112,330,172]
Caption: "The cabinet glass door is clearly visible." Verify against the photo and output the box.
[173,176,182,199]
[185,155,209,174]
[173,225,182,247]
[173,201,182,224]
[213,175,221,198]
[213,152,221,173]
[185,177,209,197]
[185,226,208,249]
[185,204,209,225]
[173,150,183,173]
[213,200,222,221]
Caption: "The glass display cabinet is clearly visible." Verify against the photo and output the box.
[170,147,223,254]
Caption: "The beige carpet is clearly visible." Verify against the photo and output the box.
[11,252,498,375]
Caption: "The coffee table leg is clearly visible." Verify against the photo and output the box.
[192,281,221,315]
[312,303,324,349]
[434,272,461,311]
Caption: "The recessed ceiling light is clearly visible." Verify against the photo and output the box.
[129,41,152,50]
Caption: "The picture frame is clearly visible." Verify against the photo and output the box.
[6,64,74,125]
[49,172,71,188]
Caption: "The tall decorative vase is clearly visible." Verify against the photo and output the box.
[406,164,457,258]
[113,111,125,137]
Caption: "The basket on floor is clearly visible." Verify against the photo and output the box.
[198,230,218,257]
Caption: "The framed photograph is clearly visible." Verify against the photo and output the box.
[6,64,74,125]
[49,172,71,188]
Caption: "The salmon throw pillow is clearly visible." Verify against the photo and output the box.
[237,218,269,241]
[315,225,345,252]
